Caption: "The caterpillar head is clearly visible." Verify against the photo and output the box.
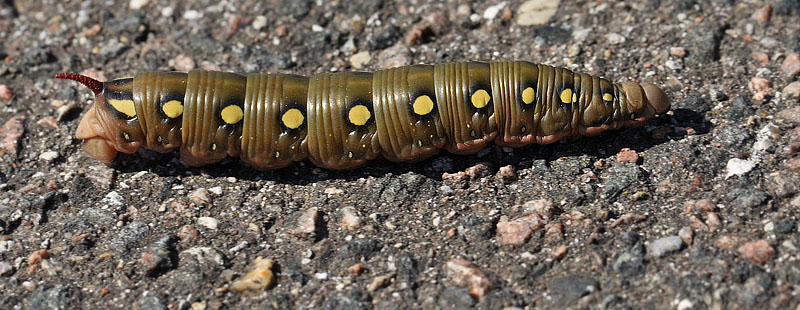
[56,73,145,164]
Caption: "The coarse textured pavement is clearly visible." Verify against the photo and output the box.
[1,0,800,309]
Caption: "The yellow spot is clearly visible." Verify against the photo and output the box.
[560,88,573,104]
[348,104,371,126]
[282,108,304,129]
[572,92,577,103]
[221,105,244,125]
[603,93,613,102]
[162,100,183,118]
[412,95,434,116]
[522,87,535,104]
[470,89,491,109]
[108,99,136,117]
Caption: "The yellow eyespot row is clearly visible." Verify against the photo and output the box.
[282,108,304,129]
[108,99,137,117]
[560,88,573,104]
[348,104,371,126]
[521,87,535,104]
[412,95,434,116]
[470,89,491,109]
[220,105,244,125]
[162,100,184,118]
[603,93,613,102]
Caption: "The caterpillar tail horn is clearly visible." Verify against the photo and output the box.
[56,73,119,164]
[55,73,103,95]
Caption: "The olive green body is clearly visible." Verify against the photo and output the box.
[82,61,661,170]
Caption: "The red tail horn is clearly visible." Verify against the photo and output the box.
[55,73,104,95]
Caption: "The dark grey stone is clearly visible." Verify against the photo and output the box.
[438,287,476,309]
[322,293,366,310]
[28,285,76,310]
[602,164,642,199]
[548,275,600,307]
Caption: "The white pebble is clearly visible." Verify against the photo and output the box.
[208,186,223,195]
[183,10,203,20]
[161,7,174,17]
[605,32,626,45]
[726,158,756,178]
[129,0,149,10]
[252,15,267,30]
[483,2,507,21]
[102,191,125,207]
[39,151,59,162]
[197,217,219,230]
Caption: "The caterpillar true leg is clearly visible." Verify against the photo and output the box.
[56,61,671,170]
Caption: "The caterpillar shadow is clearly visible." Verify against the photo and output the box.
[110,111,707,185]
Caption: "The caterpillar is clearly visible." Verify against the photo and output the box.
[56,61,670,170]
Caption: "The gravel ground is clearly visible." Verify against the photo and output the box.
[1,0,800,309]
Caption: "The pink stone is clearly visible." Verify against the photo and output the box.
[737,240,774,265]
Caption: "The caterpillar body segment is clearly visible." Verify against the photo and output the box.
[55,61,671,170]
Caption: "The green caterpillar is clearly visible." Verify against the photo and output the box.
[56,61,670,170]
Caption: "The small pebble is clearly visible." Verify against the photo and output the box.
[445,258,491,298]
[177,225,200,242]
[102,191,125,207]
[129,0,149,10]
[669,47,686,57]
[737,240,774,265]
[605,33,626,45]
[182,10,202,20]
[252,15,267,30]
[751,51,769,64]
[171,54,196,72]
[230,257,275,294]
[496,213,544,245]
[544,223,564,243]
[647,236,683,258]
[197,217,219,230]
[782,53,800,79]
[776,107,800,125]
[350,51,371,70]
[748,77,771,92]
[0,261,13,276]
[783,81,800,98]
[785,158,800,170]
[482,2,507,21]
[726,158,756,177]
[324,187,344,196]
[497,165,516,184]
[517,0,559,26]
[665,60,682,70]
[28,249,50,265]
[347,263,365,275]
[751,5,772,22]
[714,235,739,251]
[340,207,362,231]
[208,186,223,195]
[616,148,639,164]
[551,245,568,260]
[678,226,694,245]
[189,188,210,204]
[0,116,25,156]
[366,274,394,292]
[0,85,13,101]
[39,151,59,162]
[289,207,319,239]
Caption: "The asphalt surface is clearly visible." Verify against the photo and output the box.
[1,0,800,309]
